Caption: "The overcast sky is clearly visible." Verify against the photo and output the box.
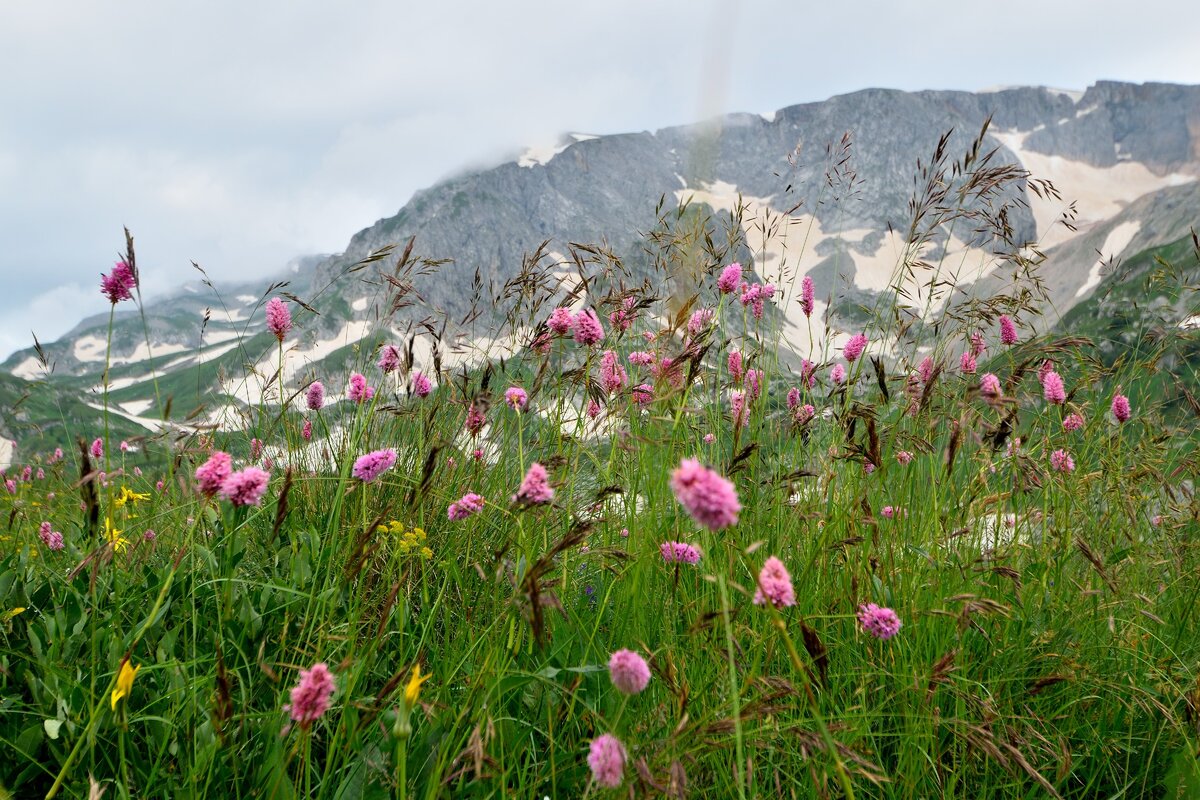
[2,0,1198,359]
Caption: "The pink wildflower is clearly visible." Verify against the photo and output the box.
[377,344,401,373]
[588,734,627,789]
[670,458,740,530]
[195,451,232,497]
[631,383,654,406]
[586,399,602,419]
[793,403,816,426]
[599,350,628,394]
[660,540,702,564]
[100,260,137,304]
[1038,360,1055,384]
[306,381,325,411]
[573,309,605,346]
[1062,412,1085,432]
[752,556,796,608]
[727,351,743,384]
[608,649,651,694]
[302,419,313,440]
[980,373,1001,397]
[265,297,292,341]
[881,505,896,519]
[1111,393,1131,423]
[917,356,935,385]
[548,307,574,335]
[896,450,913,465]
[716,262,742,294]
[347,373,375,404]
[800,275,815,317]
[448,492,485,521]
[250,437,263,461]
[786,387,802,410]
[219,467,270,507]
[352,449,398,483]
[505,387,529,411]
[831,363,846,385]
[472,447,485,461]
[843,333,868,363]
[514,462,554,505]
[411,371,432,397]
[466,404,486,436]
[285,662,335,729]
[608,297,637,332]
[858,604,902,640]
[999,315,1018,345]
[91,438,104,459]
[745,369,762,401]
[970,331,987,357]
[687,307,715,336]
[800,358,817,389]
[730,390,749,429]
[703,433,715,444]
[1042,370,1066,405]
[4,479,14,495]
[959,351,977,374]
[1050,449,1075,473]
[629,351,655,367]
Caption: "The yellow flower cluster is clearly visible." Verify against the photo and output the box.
[385,521,432,560]
[113,486,151,508]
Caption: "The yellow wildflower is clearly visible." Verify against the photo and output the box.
[105,518,128,553]
[113,486,151,508]
[111,658,140,711]
[404,664,430,708]
[2,607,25,622]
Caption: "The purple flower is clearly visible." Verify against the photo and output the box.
[411,371,432,398]
[959,351,977,374]
[980,373,1001,397]
[687,307,714,336]
[302,419,313,440]
[265,297,292,341]
[896,450,913,465]
[599,350,628,394]
[352,449,398,482]
[1063,412,1085,432]
[831,363,846,385]
[100,261,137,304]
[1050,449,1075,473]
[91,438,104,460]
[858,603,902,640]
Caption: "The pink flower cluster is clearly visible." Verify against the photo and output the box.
[599,351,628,394]
[999,314,1018,345]
[608,297,637,332]
[1042,369,1066,405]
[858,603,902,640]
[466,404,486,436]
[753,556,796,608]
[505,386,529,411]
[588,733,627,788]
[348,373,375,404]
[377,344,401,373]
[265,297,292,341]
[221,467,271,506]
[39,521,64,551]
[352,449,398,483]
[306,381,325,411]
[548,307,574,335]
[739,281,776,319]
[800,275,815,317]
[959,351,977,374]
[448,492,485,521]
[412,371,432,397]
[101,261,137,304]
[980,373,1001,397]
[608,649,651,694]
[716,262,742,294]
[843,333,868,363]
[573,309,605,346]
[1063,412,1085,432]
[1050,449,1075,473]
[1111,393,1131,423]
[195,451,233,496]
[513,462,554,505]
[660,541,701,564]
[670,458,740,530]
[687,307,715,337]
[285,662,335,728]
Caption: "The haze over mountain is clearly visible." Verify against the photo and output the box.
[2,80,1198,457]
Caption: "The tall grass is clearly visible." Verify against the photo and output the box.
[1,123,1198,799]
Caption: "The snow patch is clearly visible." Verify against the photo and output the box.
[760,110,777,123]
[120,399,154,416]
[0,437,14,471]
[1075,220,1141,298]
[11,357,46,380]
[518,140,570,168]
[351,297,369,312]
